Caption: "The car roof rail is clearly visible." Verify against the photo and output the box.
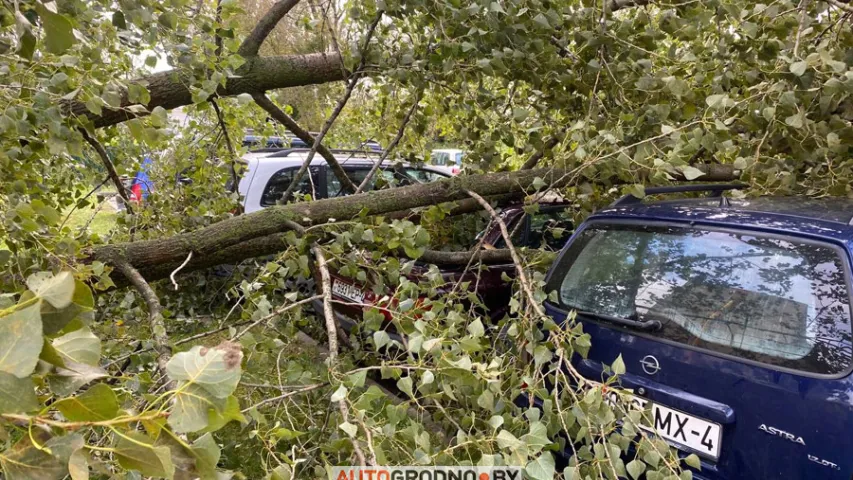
[611,183,748,206]
[256,148,386,157]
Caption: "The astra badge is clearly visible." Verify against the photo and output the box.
[758,424,806,445]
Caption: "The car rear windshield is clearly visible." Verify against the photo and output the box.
[548,225,853,375]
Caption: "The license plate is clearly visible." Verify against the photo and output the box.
[332,280,366,304]
[607,390,722,460]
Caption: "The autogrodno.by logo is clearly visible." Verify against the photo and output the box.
[331,466,523,480]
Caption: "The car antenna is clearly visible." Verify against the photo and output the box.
[719,194,731,208]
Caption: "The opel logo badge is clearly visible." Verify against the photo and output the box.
[640,355,660,375]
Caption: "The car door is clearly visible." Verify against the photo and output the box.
[544,221,853,480]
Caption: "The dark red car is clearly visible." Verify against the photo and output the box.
[319,199,575,339]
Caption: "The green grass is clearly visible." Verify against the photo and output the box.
[63,198,119,237]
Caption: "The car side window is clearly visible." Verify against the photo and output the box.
[261,168,315,205]
[327,168,373,197]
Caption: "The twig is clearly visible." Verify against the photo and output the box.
[279,12,382,202]
[170,251,193,290]
[463,190,547,321]
[825,0,853,14]
[114,262,170,375]
[210,99,239,192]
[794,0,812,57]
[80,129,134,215]
[240,383,327,412]
[355,90,423,194]
[232,295,322,340]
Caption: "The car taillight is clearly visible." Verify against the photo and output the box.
[451,167,460,175]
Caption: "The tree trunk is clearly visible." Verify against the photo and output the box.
[89,164,738,284]
[67,53,345,129]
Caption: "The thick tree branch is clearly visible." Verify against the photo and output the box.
[252,93,357,194]
[417,248,513,265]
[114,262,170,374]
[238,0,302,57]
[313,244,369,466]
[66,54,345,129]
[80,129,134,215]
[90,164,738,286]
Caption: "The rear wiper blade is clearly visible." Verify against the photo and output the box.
[576,310,661,332]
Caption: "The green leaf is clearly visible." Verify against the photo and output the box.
[396,376,414,397]
[272,428,305,441]
[467,318,485,337]
[612,354,625,375]
[684,453,701,469]
[789,60,807,76]
[525,452,555,480]
[169,383,227,433]
[269,465,292,480]
[55,383,118,422]
[158,12,178,29]
[0,432,65,480]
[68,449,88,480]
[704,94,730,109]
[533,12,550,28]
[41,280,94,335]
[114,431,175,478]
[166,344,242,398]
[202,395,246,433]
[0,372,38,413]
[496,429,523,451]
[626,459,646,479]
[373,330,390,349]
[330,385,347,402]
[785,112,804,129]
[47,361,108,397]
[53,328,100,366]
[0,302,43,377]
[35,5,75,55]
[189,433,220,479]
[680,166,706,181]
[27,271,75,309]
[339,421,358,437]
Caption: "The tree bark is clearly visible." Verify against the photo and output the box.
[89,164,738,284]
[66,54,345,129]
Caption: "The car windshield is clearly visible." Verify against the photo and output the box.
[548,225,853,375]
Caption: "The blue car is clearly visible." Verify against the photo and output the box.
[544,184,853,479]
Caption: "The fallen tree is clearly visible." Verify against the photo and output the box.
[90,164,738,284]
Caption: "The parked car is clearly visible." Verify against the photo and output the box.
[236,148,450,213]
[429,148,464,175]
[542,184,853,479]
[323,199,575,338]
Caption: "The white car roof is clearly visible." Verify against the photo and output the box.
[242,150,436,170]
